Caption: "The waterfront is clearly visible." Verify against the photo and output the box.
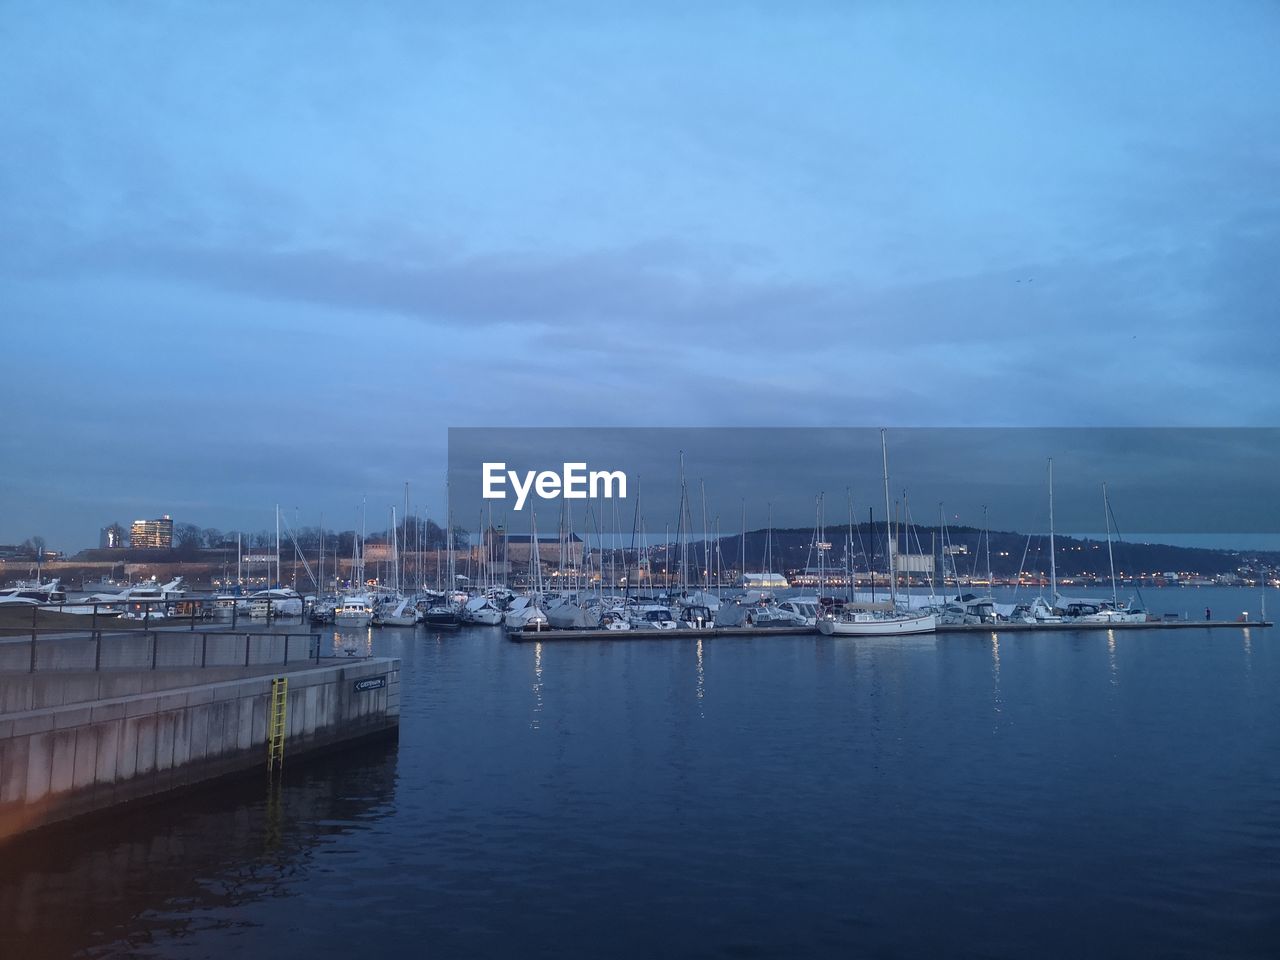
[2,590,1277,959]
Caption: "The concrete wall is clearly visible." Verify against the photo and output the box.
[0,658,399,842]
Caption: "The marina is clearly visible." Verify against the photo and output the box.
[5,1,1278,954]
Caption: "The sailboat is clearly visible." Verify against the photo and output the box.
[423,484,464,629]
[1068,483,1150,623]
[336,501,374,627]
[817,430,937,637]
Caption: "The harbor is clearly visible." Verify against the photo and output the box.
[2,614,1276,958]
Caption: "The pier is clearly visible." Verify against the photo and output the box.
[508,619,1271,641]
[0,617,399,843]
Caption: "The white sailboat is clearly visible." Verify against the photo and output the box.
[818,430,937,637]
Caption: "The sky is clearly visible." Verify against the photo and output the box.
[1,1,1278,550]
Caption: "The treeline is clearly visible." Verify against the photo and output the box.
[711,525,1275,578]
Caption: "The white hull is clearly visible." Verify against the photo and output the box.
[817,612,937,636]
[335,613,373,627]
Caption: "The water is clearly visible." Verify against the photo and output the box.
[2,588,1278,959]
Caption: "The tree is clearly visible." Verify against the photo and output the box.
[202,527,225,548]
[174,523,203,557]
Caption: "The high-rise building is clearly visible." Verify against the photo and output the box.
[130,516,173,550]
[99,525,126,549]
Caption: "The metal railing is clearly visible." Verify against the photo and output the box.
[0,616,324,674]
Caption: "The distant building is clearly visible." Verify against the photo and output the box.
[99,525,126,549]
[130,516,173,550]
[484,528,583,565]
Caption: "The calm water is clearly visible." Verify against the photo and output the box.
[2,587,1278,959]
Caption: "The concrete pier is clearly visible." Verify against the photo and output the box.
[0,656,400,843]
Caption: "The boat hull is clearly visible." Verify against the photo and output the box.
[817,613,937,636]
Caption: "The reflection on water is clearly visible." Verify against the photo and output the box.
[331,626,373,658]
[695,638,705,716]
[531,640,543,730]
[1107,629,1118,687]
[0,741,399,959]
[990,632,1002,724]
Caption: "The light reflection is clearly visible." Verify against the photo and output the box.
[1243,627,1252,662]
[531,641,543,730]
[1107,629,1118,687]
[990,632,1002,721]
[695,638,705,716]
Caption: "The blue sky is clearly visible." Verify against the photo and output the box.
[2,2,1278,549]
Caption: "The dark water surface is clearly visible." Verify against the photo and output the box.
[2,608,1278,958]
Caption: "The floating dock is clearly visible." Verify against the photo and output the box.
[510,620,1270,641]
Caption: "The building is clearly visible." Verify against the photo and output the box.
[483,528,583,566]
[99,525,126,549]
[130,516,173,550]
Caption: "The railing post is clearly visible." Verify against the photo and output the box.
[283,632,290,665]
[95,633,102,671]
[313,633,321,664]
[201,632,208,667]
[151,631,158,670]
[245,633,251,666]
[231,602,238,630]
[191,603,197,631]
[91,604,98,639]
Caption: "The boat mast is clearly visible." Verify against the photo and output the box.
[882,429,895,607]
[984,505,992,589]
[1104,482,1118,609]
[275,505,281,588]
[1048,458,1057,603]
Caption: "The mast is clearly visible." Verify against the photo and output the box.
[740,499,746,586]
[275,505,280,588]
[881,429,895,607]
[983,505,992,589]
[318,513,324,596]
[236,531,242,587]
[391,506,400,595]
[1104,482,1118,609]
[1048,458,1057,603]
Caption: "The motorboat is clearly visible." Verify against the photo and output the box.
[0,579,67,606]
[462,595,504,626]
[373,596,419,626]
[628,604,678,630]
[335,594,374,627]
[249,587,303,618]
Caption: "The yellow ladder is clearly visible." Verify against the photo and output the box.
[267,676,288,772]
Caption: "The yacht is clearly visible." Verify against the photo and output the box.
[373,596,419,627]
[462,595,504,626]
[249,587,303,618]
[628,604,678,630]
[817,605,938,636]
[776,596,821,627]
[335,594,374,627]
[0,579,67,606]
